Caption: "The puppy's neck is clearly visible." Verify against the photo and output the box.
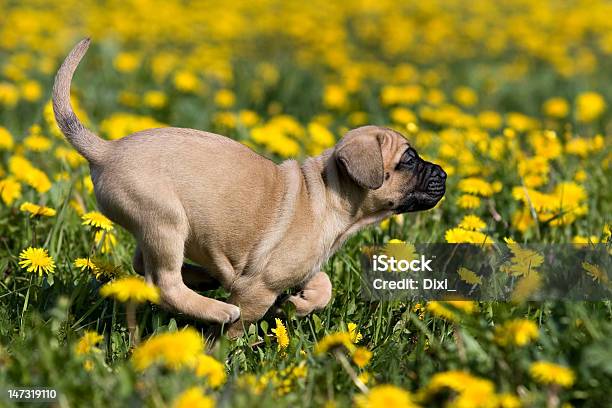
[301,150,353,222]
[301,152,390,249]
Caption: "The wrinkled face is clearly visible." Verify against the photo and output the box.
[335,126,446,215]
[386,143,447,213]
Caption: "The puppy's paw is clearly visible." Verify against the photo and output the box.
[221,304,241,324]
[287,294,315,317]
[209,303,240,324]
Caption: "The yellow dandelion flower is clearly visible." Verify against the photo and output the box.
[0,177,22,205]
[174,70,201,93]
[323,84,347,109]
[91,259,123,280]
[194,354,227,388]
[214,89,236,108]
[272,318,289,352]
[25,168,52,193]
[426,370,476,393]
[8,156,52,193]
[348,322,363,343]
[83,359,94,372]
[576,91,606,122]
[132,328,203,371]
[75,331,104,355]
[565,137,591,157]
[427,301,476,322]
[352,347,372,368]
[478,111,502,130]
[458,178,495,197]
[94,230,117,254]
[503,246,543,276]
[143,90,167,109]
[582,262,608,284]
[82,178,94,192]
[19,202,56,217]
[74,258,98,274]
[315,331,355,354]
[18,247,55,276]
[238,110,260,127]
[23,134,52,152]
[69,199,85,216]
[82,211,114,231]
[543,97,569,118]
[511,208,534,232]
[99,113,166,140]
[20,80,42,102]
[291,361,308,378]
[0,82,19,107]
[494,319,539,347]
[445,228,493,244]
[384,240,417,263]
[390,107,417,125]
[0,126,14,150]
[424,370,496,408]
[113,52,140,73]
[100,276,160,304]
[457,267,482,285]
[354,384,417,408]
[496,393,521,408]
[457,194,481,209]
[453,86,478,107]
[172,387,215,408]
[530,361,575,387]
[458,215,486,231]
[357,371,371,385]
[427,301,457,321]
[308,122,335,148]
[511,272,542,303]
[572,235,599,245]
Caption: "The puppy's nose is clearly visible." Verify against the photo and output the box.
[431,165,447,180]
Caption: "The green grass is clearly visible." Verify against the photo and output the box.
[1,196,611,406]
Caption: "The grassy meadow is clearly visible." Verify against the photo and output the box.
[0,1,611,406]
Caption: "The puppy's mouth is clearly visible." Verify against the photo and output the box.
[395,164,446,213]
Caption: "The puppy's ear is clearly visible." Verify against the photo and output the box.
[335,128,384,189]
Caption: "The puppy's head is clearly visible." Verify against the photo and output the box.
[334,125,446,215]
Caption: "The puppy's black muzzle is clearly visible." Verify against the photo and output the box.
[421,162,446,197]
[396,161,447,213]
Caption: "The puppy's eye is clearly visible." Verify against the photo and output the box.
[397,149,418,169]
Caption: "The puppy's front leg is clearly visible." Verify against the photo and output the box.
[287,272,332,316]
[226,279,278,338]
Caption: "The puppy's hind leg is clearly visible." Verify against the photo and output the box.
[133,244,220,291]
[141,224,240,325]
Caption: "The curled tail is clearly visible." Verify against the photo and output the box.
[52,38,108,163]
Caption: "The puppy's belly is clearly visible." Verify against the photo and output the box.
[183,240,250,289]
